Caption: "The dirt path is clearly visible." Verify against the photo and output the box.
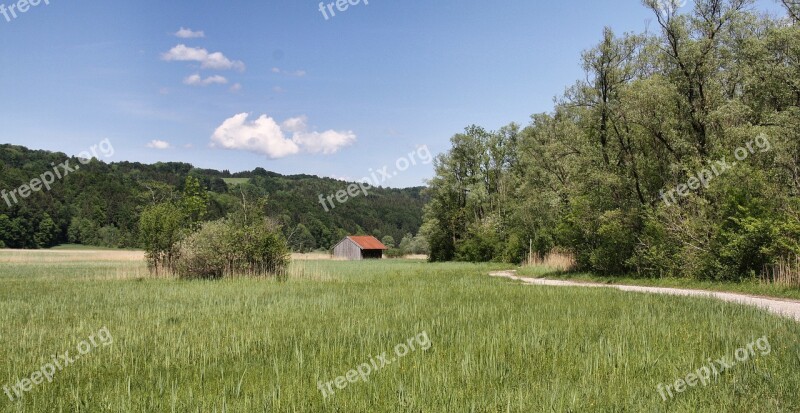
[490,270,800,323]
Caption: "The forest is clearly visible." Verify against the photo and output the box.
[0,144,426,252]
[422,0,800,281]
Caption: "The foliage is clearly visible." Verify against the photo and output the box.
[0,146,426,252]
[381,235,396,249]
[139,202,185,275]
[174,218,290,280]
[423,1,800,282]
[385,248,405,258]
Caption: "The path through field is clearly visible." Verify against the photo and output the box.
[491,270,800,322]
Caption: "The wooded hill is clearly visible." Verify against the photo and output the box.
[0,144,425,251]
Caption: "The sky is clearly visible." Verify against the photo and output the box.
[0,0,787,188]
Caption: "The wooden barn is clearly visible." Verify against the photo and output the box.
[332,236,388,260]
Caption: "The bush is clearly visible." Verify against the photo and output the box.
[385,248,404,258]
[175,218,290,279]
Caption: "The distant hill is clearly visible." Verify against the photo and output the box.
[0,144,426,250]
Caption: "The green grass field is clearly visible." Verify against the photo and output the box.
[1,251,799,412]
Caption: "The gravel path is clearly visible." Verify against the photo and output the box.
[490,270,800,323]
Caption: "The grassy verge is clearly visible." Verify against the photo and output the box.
[517,266,800,301]
[1,251,799,411]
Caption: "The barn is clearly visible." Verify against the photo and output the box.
[332,236,388,260]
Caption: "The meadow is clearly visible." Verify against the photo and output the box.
[0,250,799,412]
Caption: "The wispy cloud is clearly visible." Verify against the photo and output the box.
[146,140,172,150]
[174,27,205,39]
[272,67,306,77]
[211,113,356,159]
[162,45,245,71]
[183,73,228,86]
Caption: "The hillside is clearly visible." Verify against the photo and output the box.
[0,144,426,250]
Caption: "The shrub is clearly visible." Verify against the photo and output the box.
[385,248,404,258]
[175,218,290,279]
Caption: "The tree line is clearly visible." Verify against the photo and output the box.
[0,145,427,252]
[423,0,800,281]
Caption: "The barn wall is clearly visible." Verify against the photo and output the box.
[333,239,362,260]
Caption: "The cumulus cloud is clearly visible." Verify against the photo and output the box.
[174,27,205,39]
[183,73,228,86]
[281,116,308,133]
[293,130,357,155]
[161,45,245,71]
[229,83,242,92]
[146,140,172,149]
[211,114,299,158]
[211,113,356,159]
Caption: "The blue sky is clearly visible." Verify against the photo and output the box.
[0,0,786,187]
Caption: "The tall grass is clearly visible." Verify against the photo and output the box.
[523,250,576,274]
[0,251,798,412]
[762,255,800,288]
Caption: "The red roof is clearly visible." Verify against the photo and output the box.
[348,236,388,250]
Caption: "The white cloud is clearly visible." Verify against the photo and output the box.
[229,83,242,92]
[146,140,172,149]
[211,113,356,159]
[272,67,306,77]
[183,73,228,86]
[293,129,357,155]
[211,114,300,158]
[174,27,205,39]
[281,116,308,133]
[161,45,245,71]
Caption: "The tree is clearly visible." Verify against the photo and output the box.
[288,223,316,252]
[782,0,800,22]
[421,0,800,281]
[139,202,185,275]
[381,235,396,249]
[181,176,209,230]
[399,233,414,254]
[34,214,58,249]
[0,214,12,248]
